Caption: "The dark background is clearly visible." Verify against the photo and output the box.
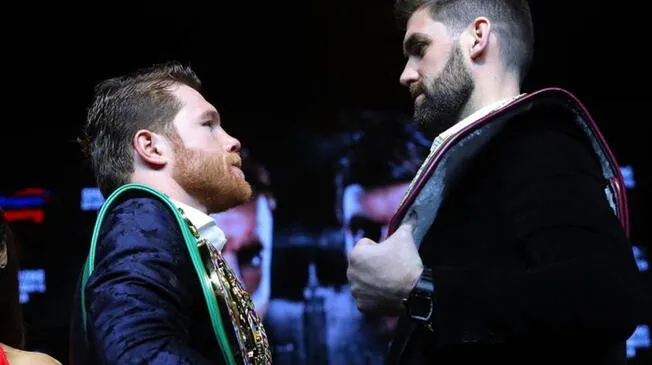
[1,1,649,363]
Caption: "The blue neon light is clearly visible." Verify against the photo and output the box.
[81,187,105,211]
[633,245,649,272]
[627,325,651,359]
[620,166,635,188]
[18,269,46,304]
[0,196,46,208]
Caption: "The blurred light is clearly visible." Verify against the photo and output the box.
[627,325,651,359]
[0,196,46,208]
[18,269,46,304]
[3,209,44,224]
[0,188,49,223]
[633,245,648,272]
[620,166,635,188]
[81,187,105,211]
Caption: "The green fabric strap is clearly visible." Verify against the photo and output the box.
[80,183,237,365]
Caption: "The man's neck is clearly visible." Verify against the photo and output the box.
[461,73,521,121]
[164,184,208,214]
[129,174,208,214]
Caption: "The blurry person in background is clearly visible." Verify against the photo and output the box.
[331,111,431,364]
[0,209,61,364]
[263,111,429,365]
[210,149,275,317]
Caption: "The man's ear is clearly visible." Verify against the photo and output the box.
[467,17,491,60]
[133,129,170,168]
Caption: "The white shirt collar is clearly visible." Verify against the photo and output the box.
[464,95,523,124]
[433,94,525,150]
[398,93,526,209]
[170,199,227,251]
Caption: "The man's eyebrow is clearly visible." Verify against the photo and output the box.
[403,33,431,57]
[199,110,221,122]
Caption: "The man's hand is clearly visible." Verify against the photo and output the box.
[347,217,423,315]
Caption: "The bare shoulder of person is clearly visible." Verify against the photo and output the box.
[22,352,62,365]
[4,346,62,365]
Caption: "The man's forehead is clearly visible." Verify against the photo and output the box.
[404,7,446,41]
[171,84,218,117]
[406,7,432,30]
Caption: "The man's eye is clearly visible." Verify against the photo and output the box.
[238,242,263,267]
[413,42,428,57]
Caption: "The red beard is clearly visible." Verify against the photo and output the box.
[172,141,252,214]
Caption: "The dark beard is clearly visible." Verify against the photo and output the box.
[412,43,474,139]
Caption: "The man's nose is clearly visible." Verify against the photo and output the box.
[399,61,419,87]
[224,134,241,153]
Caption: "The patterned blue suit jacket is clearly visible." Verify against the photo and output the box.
[69,196,222,364]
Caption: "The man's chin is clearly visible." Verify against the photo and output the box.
[207,182,252,214]
[239,180,253,202]
[239,187,253,206]
[226,177,253,203]
[413,110,432,133]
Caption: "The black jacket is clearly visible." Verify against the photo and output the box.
[390,95,645,364]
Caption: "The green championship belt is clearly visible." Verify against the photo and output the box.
[80,183,271,365]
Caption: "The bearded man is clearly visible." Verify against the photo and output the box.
[69,61,271,365]
[347,1,645,364]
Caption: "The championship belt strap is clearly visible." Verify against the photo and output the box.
[179,208,272,365]
[389,87,629,241]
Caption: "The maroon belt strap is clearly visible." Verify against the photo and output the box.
[388,87,629,240]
